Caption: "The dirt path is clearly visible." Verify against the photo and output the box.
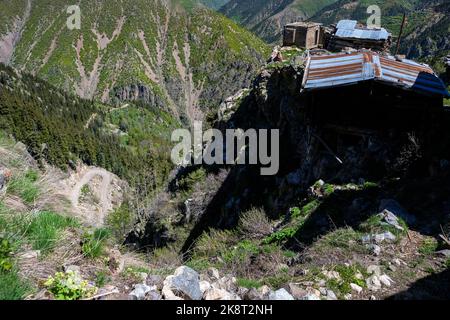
[84,104,130,129]
[70,168,113,225]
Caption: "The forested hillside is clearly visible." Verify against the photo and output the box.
[220,0,338,43]
[0,0,270,124]
[311,0,449,59]
[0,64,176,187]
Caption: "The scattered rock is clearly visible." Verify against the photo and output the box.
[206,267,220,281]
[374,231,396,244]
[379,209,404,231]
[366,275,382,291]
[245,288,262,300]
[379,199,416,225]
[393,258,402,266]
[129,284,152,300]
[213,275,238,293]
[199,281,212,295]
[162,266,202,300]
[436,250,450,258]
[388,263,397,272]
[268,288,294,300]
[204,287,241,300]
[287,283,307,300]
[367,244,381,256]
[146,275,164,290]
[258,285,272,299]
[367,265,381,276]
[319,287,327,295]
[107,248,124,274]
[63,265,81,274]
[379,274,393,287]
[146,291,162,300]
[138,272,148,283]
[370,295,377,300]
[161,286,184,301]
[322,270,341,281]
[350,283,363,294]
[18,250,40,259]
[326,290,337,300]
[344,294,352,300]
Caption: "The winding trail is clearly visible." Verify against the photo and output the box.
[70,168,113,224]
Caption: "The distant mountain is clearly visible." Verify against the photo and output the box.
[220,0,339,43]
[0,0,270,124]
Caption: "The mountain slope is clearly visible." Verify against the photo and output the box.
[311,0,449,59]
[220,0,338,43]
[0,0,270,124]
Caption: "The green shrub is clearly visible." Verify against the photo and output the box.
[7,170,40,204]
[81,228,110,259]
[323,184,335,196]
[95,271,111,287]
[292,200,320,219]
[0,269,31,300]
[263,227,297,244]
[0,238,14,273]
[44,271,97,300]
[419,238,439,255]
[80,185,90,197]
[363,181,379,189]
[106,202,133,241]
[263,273,292,289]
[178,168,206,192]
[237,278,262,289]
[326,264,366,297]
[27,211,78,253]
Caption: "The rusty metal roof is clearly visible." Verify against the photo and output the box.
[303,51,450,97]
[335,20,390,41]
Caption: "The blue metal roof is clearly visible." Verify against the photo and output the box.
[303,51,450,98]
[335,20,390,41]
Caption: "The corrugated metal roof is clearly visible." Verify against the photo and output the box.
[335,19,390,41]
[303,51,450,97]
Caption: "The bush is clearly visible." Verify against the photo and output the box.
[0,238,13,273]
[0,269,31,300]
[44,271,97,300]
[263,227,297,244]
[27,211,78,253]
[237,278,262,289]
[419,238,439,255]
[238,208,272,239]
[178,168,206,192]
[81,228,110,259]
[106,202,133,241]
[7,170,40,204]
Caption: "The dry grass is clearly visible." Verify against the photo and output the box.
[238,207,272,239]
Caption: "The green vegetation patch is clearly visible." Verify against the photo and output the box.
[81,228,111,259]
[27,211,78,254]
[7,169,40,204]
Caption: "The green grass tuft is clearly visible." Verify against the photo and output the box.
[27,211,78,253]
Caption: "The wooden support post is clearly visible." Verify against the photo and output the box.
[395,13,407,56]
